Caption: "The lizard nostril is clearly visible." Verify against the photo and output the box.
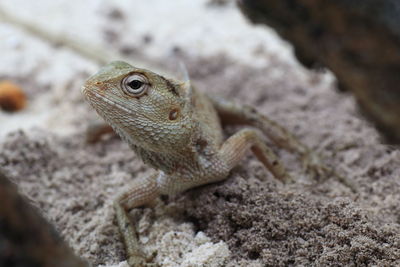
[169,108,179,120]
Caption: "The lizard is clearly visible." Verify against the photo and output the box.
[82,61,353,266]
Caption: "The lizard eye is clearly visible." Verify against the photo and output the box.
[121,74,149,97]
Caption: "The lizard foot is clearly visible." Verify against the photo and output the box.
[301,152,356,193]
[301,152,332,180]
[127,251,158,267]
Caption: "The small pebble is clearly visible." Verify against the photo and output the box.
[0,80,27,112]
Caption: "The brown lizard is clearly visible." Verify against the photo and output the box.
[82,61,352,266]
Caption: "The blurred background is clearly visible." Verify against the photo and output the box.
[0,0,295,138]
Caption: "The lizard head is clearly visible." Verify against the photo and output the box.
[82,61,196,153]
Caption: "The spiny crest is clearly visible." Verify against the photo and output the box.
[177,61,193,114]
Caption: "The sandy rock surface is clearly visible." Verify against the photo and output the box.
[1,1,399,266]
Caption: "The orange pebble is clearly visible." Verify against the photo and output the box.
[0,80,27,112]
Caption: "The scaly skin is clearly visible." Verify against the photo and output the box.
[82,61,352,266]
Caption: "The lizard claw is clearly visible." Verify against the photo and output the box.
[301,152,332,180]
[301,152,356,193]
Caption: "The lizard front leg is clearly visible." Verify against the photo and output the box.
[154,129,293,195]
[219,128,293,183]
[114,172,160,267]
[209,95,355,191]
[153,128,293,198]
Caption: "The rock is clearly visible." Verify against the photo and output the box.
[239,0,400,143]
[0,170,88,267]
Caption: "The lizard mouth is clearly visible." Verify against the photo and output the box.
[82,86,135,116]
[82,82,163,124]
[81,85,89,97]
